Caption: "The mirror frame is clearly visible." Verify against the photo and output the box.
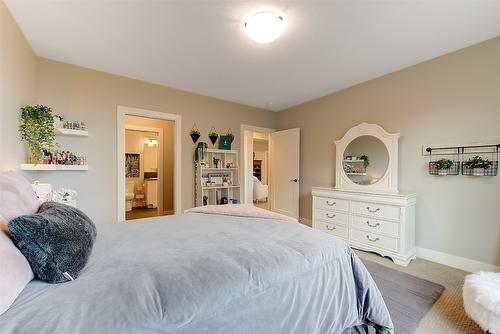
[335,123,400,193]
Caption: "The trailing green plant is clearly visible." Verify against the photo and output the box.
[190,129,200,135]
[359,155,370,169]
[208,130,218,137]
[434,158,454,170]
[18,104,57,161]
[464,156,493,169]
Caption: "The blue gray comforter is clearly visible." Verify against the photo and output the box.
[0,213,393,334]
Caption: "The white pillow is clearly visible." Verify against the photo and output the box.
[0,231,34,315]
[0,171,40,233]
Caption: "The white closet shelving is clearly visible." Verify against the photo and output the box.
[195,149,240,206]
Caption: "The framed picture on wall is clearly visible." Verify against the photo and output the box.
[125,153,140,177]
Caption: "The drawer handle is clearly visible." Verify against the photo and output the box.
[366,221,380,228]
[326,200,336,206]
[326,225,336,231]
[325,213,336,219]
[366,235,380,242]
[366,206,380,213]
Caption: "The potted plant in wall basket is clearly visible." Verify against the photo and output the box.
[464,156,493,176]
[19,104,57,163]
[208,127,218,146]
[190,124,201,144]
[434,158,454,175]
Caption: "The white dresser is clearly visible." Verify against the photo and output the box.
[314,123,418,266]
[312,187,416,266]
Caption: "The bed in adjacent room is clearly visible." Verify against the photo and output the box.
[0,205,393,334]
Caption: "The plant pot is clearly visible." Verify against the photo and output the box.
[437,170,448,176]
[473,168,483,176]
[209,134,218,146]
[190,133,200,144]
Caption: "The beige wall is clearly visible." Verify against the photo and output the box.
[34,58,276,224]
[277,37,500,266]
[0,1,37,170]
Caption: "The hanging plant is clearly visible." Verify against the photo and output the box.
[208,127,218,146]
[19,104,57,162]
[359,155,370,169]
[190,123,200,144]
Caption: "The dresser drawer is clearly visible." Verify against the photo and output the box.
[350,228,399,253]
[315,208,349,225]
[315,221,348,239]
[351,215,399,237]
[352,201,400,221]
[315,197,349,212]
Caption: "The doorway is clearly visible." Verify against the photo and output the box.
[241,125,300,219]
[241,125,274,209]
[117,106,181,222]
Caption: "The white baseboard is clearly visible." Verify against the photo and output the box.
[302,217,499,273]
[299,217,312,227]
[416,247,500,273]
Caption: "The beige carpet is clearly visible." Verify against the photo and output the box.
[355,250,484,334]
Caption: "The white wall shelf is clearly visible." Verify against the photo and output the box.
[54,127,88,137]
[21,164,89,171]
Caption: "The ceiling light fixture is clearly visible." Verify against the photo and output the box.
[243,10,286,44]
[146,138,158,147]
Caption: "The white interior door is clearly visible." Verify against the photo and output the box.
[270,128,300,219]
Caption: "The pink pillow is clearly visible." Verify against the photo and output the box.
[0,171,40,233]
[0,231,34,315]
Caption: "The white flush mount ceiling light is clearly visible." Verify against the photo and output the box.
[244,10,286,44]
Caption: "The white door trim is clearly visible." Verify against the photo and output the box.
[240,124,275,205]
[117,105,181,222]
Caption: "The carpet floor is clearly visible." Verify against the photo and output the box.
[356,250,484,334]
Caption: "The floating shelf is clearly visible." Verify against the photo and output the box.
[343,159,364,163]
[345,172,367,176]
[54,127,88,137]
[21,164,88,171]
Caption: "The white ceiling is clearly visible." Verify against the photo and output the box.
[5,0,500,111]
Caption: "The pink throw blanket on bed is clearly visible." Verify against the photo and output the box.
[184,204,297,223]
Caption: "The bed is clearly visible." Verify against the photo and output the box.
[0,209,393,334]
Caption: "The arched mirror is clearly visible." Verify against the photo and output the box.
[343,135,389,185]
[335,123,400,193]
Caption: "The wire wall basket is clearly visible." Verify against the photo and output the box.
[425,144,499,177]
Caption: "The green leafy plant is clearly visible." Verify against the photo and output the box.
[208,130,218,137]
[190,129,200,136]
[359,155,370,169]
[434,158,454,170]
[18,105,57,161]
[464,156,493,169]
